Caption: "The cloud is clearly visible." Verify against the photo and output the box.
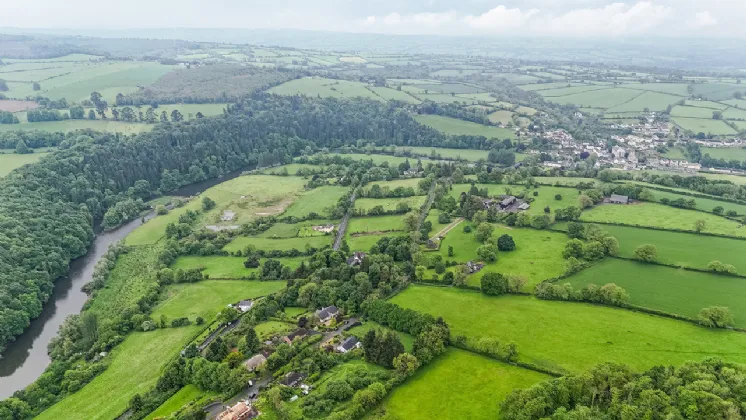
[464,5,539,32]
[531,1,673,36]
[689,11,718,29]
[382,11,457,27]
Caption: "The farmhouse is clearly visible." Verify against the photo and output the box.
[346,252,366,266]
[237,300,254,312]
[608,194,629,204]
[216,401,258,420]
[244,354,267,372]
[336,336,362,353]
[316,305,340,325]
[312,224,335,233]
[283,328,310,345]
[280,372,307,387]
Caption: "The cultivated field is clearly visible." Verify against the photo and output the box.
[391,286,746,373]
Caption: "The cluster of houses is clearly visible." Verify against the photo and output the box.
[481,195,530,212]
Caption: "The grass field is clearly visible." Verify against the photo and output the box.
[258,219,336,238]
[449,183,581,215]
[567,259,746,327]
[283,185,349,218]
[435,223,567,289]
[368,86,421,103]
[671,105,718,119]
[171,256,306,279]
[0,119,154,134]
[268,77,382,101]
[346,233,388,252]
[606,91,682,112]
[255,321,296,340]
[36,326,199,420]
[364,178,424,193]
[487,110,514,125]
[126,175,309,245]
[145,385,215,420]
[390,286,746,373]
[348,215,405,234]
[377,348,549,420]
[348,321,414,351]
[223,235,332,253]
[700,146,746,161]
[593,224,746,271]
[542,88,643,109]
[671,117,737,136]
[0,151,50,176]
[649,189,746,216]
[355,196,425,212]
[322,153,411,167]
[151,280,286,321]
[398,146,490,161]
[413,115,515,139]
[580,202,746,238]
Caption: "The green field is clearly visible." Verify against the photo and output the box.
[126,175,309,245]
[449,183,581,215]
[322,153,411,167]
[606,91,682,112]
[542,88,642,109]
[390,286,746,373]
[649,189,746,216]
[397,146,490,161]
[255,320,296,339]
[36,326,199,420]
[171,256,306,279]
[368,86,421,103]
[355,196,425,212]
[487,110,514,125]
[223,235,332,253]
[348,321,414,351]
[567,259,746,326]
[0,119,154,134]
[413,115,515,139]
[348,215,405,234]
[671,117,737,136]
[152,280,286,321]
[258,219,336,238]
[435,223,567,289]
[346,233,388,252]
[593,224,746,271]
[145,385,215,420]
[0,151,51,176]
[377,348,549,420]
[363,177,424,192]
[671,105,718,119]
[580,202,746,238]
[268,77,382,101]
[283,185,349,218]
[700,146,746,161]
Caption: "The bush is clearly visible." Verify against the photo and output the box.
[707,260,737,275]
[477,244,497,262]
[463,225,472,233]
[438,212,451,224]
[155,205,168,215]
[532,191,539,197]
[496,234,516,251]
[633,244,658,262]
[201,197,216,211]
[554,194,562,200]
[698,306,734,328]
[481,273,509,295]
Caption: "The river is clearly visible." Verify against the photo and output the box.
[0,170,246,398]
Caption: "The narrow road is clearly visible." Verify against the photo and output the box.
[319,317,360,347]
[333,191,356,250]
[430,217,464,241]
[415,181,438,232]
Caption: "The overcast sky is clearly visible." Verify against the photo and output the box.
[3,0,744,38]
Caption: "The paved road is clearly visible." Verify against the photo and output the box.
[430,217,464,241]
[416,182,438,231]
[333,192,356,250]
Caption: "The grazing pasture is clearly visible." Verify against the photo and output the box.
[345,233,389,252]
[700,146,746,161]
[398,146,490,161]
[145,385,215,420]
[348,321,414,351]
[543,88,642,109]
[580,202,746,237]
[354,196,425,212]
[171,256,306,279]
[671,105,718,119]
[259,219,337,238]
[283,185,349,218]
[0,151,51,176]
[348,215,405,234]
[671,117,737,135]
[223,235,332,253]
[376,348,549,420]
[268,77,382,101]
[391,286,746,373]
[594,224,746,271]
[0,119,153,134]
[567,259,746,326]
[413,114,515,139]
[322,153,411,167]
[606,91,682,112]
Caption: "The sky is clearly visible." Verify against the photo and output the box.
[3,0,745,38]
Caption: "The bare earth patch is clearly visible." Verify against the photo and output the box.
[0,100,39,112]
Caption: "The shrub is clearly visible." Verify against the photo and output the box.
[438,212,451,224]
[554,194,562,200]
[698,306,734,328]
[155,205,168,215]
[201,197,216,211]
[477,244,497,262]
[533,191,539,197]
[713,206,724,215]
[481,273,509,295]
[633,244,658,262]
[463,225,472,233]
[497,234,516,251]
[726,210,738,217]
[707,260,737,275]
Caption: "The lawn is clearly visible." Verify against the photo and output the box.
[390,286,746,373]
[255,320,296,340]
[151,280,286,321]
[566,259,746,327]
[283,186,349,218]
[377,348,549,420]
[580,202,746,238]
[348,215,405,234]
[355,196,425,212]
[223,235,332,253]
[171,256,306,279]
[348,321,414,351]
[435,223,567,290]
[0,151,50,177]
[413,115,515,139]
[594,224,746,271]
[145,384,215,420]
[268,77,382,101]
[671,117,737,136]
[36,326,199,420]
[346,233,389,252]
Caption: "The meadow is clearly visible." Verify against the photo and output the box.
[435,223,567,289]
[348,215,405,234]
[541,88,643,109]
[396,146,490,161]
[151,280,286,321]
[268,77,384,101]
[376,348,549,420]
[390,286,746,373]
[649,189,746,216]
[0,119,153,134]
[580,202,746,238]
[567,259,746,326]
[323,153,411,167]
[593,224,746,271]
[348,321,414,351]
[145,385,215,420]
[0,151,51,177]
[671,117,737,136]
[699,146,746,161]
[259,219,336,238]
[171,256,306,279]
[283,185,349,218]
[223,235,332,253]
[354,196,425,212]
[364,177,424,192]
[346,233,388,252]
[413,115,515,139]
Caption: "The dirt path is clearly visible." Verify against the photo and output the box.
[430,217,464,241]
